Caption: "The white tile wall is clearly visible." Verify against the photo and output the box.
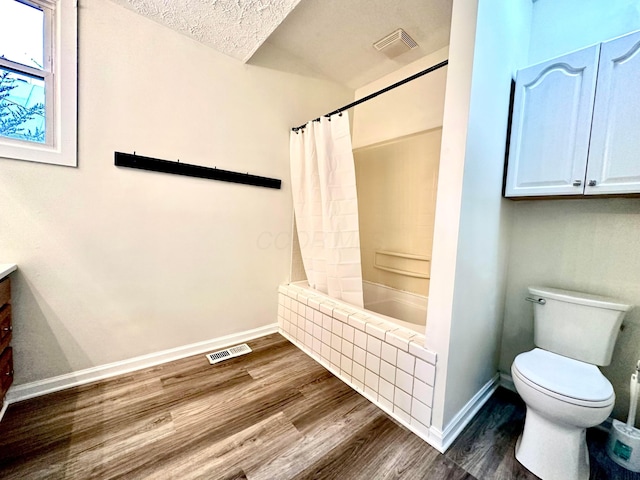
[343,324,355,344]
[415,358,436,385]
[379,378,394,401]
[341,355,353,376]
[411,398,433,426]
[367,336,382,357]
[380,360,396,384]
[395,368,414,394]
[341,340,354,358]
[397,350,416,374]
[352,362,365,383]
[365,352,380,374]
[277,283,437,438]
[354,330,367,349]
[381,343,397,365]
[394,387,412,413]
[354,346,366,366]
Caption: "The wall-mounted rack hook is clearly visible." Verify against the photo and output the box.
[114,152,281,189]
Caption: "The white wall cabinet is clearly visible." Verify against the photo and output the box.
[505,30,640,197]
[586,31,640,194]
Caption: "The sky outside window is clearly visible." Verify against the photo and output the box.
[0,0,44,69]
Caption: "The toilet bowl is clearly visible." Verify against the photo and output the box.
[511,286,631,480]
[512,349,614,480]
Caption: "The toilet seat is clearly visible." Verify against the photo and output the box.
[513,349,614,408]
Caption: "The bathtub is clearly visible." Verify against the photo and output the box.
[291,281,427,334]
[362,281,428,334]
[278,280,438,443]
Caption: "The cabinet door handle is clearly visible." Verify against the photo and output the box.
[588,179,597,186]
[6,370,13,376]
[573,180,582,187]
[2,326,11,332]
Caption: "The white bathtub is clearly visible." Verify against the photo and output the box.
[363,281,428,333]
[278,281,437,440]
[291,280,427,334]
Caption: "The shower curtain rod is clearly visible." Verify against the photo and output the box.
[291,59,448,132]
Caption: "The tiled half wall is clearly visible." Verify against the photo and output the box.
[277,283,437,441]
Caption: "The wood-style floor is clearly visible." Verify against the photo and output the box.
[0,333,636,479]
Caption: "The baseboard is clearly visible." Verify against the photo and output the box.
[499,371,516,392]
[0,400,8,422]
[428,373,500,453]
[6,324,278,404]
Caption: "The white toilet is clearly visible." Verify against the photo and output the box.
[512,286,632,480]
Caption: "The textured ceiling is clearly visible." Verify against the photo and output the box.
[259,0,452,88]
[108,0,302,62]
[108,0,452,89]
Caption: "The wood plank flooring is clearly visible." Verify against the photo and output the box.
[0,333,636,479]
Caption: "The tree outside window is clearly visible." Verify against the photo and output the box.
[0,0,77,167]
[0,70,45,143]
[0,0,47,144]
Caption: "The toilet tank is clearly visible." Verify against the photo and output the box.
[528,286,632,366]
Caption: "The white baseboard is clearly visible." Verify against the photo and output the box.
[6,324,278,404]
[0,400,8,422]
[428,373,500,453]
[499,371,516,392]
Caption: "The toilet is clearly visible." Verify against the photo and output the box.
[512,286,632,480]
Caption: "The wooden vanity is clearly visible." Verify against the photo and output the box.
[0,265,16,404]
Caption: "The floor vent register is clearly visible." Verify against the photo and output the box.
[205,343,252,365]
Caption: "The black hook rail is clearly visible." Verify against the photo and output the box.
[114,152,282,190]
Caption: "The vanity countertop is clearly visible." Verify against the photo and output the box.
[0,264,17,281]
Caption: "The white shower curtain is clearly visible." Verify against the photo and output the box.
[290,112,364,307]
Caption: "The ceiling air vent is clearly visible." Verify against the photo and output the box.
[373,28,418,58]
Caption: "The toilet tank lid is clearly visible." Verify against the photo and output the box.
[514,349,614,402]
[528,286,632,312]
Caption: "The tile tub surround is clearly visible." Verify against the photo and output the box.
[277,283,437,443]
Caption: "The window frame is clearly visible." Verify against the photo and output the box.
[0,0,77,167]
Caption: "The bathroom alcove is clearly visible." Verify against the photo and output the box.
[282,0,530,449]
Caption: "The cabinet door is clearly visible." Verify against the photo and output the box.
[586,30,640,195]
[0,277,9,309]
[505,45,600,197]
[0,347,12,401]
[0,305,11,354]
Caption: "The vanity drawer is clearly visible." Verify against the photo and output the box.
[0,305,13,353]
[0,277,10,309]
[0,347,12,401]
[0,306,11,354]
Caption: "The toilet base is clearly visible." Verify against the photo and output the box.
[515,407,590,480]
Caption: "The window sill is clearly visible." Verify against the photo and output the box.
[0,137,76,167]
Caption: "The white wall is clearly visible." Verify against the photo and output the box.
[351,48,448,149]
[0,0,352,385]
[500,200,640,421]
[427,0,532,431]
[500,0,640,422]
[529,0,640,64]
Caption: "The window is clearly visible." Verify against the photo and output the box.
[0,0,77,167]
